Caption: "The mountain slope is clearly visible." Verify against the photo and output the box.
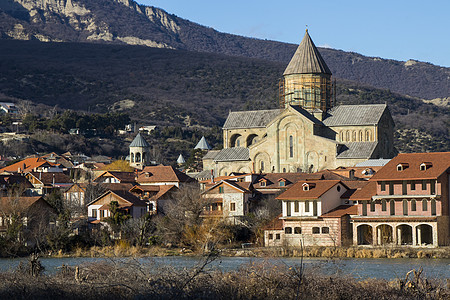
[1,0,449,100]
[0,40,448,153]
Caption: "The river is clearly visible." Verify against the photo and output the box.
[0,256,449,281]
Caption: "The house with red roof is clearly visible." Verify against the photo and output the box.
[201,179,254,223]
[87,190,147,223]
[350,152,450,247]
[0,157,62,174]
[136,165,196,187]
[129,184,178,214]
[265,180,360,247]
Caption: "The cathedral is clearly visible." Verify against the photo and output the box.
[203,30,396,176]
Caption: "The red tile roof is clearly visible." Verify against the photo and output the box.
[349,181,377,201]
[370,152,450,180]
[27,172,73,185]
[136,166,195,184]
[277,180,344,200]
[321,205,358,218]
[262,214,283,230]
[94,171,136,183]
[0,157,56,173]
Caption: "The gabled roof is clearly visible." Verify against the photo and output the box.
[255,172,321,189]
[202,150,220,160]
[130,133,150,148]
[194,136,212,150]
[349,181,377,201]
[136,165,196,184]
[94,171,136,183]
[88,190,147,207]
[283,30,332,75]
[211,147,250,162]
[203,179,251,194]
[0,174,33,189]
[277,180,345,200]
[323,104,388,126]
[262,214,283,230]
[27,172,72,185]
[223,109,282,129]
[150,185,177,201]
[321,205,358,218]
[370,152,450,180]
[0,196,53,213]
[0,157,57,173]
[355,158,391,167]
[336,142,378,159]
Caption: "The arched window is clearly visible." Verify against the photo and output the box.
[136,152,141,163]
[411,199,416,211]
[359,130,363,141]
[365,130,371,141]
[352,131,357,141]
[289,135,293,158]
[340,131,344,141]
[131,153,135,163]
[422,199,428,211]
[260,161,264,172]
[285,227,292,234]
[346,131,350,141]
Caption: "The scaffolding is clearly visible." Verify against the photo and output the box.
[279,74,334,111]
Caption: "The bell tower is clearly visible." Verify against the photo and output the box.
[279,29,333,117]
[129,133,150,170]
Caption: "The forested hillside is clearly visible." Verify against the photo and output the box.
[0,0,449,100]
[0,40,448,156]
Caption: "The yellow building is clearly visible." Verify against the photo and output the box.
[202,30,396,177]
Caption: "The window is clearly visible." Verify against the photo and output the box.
[260,161,264,172]
[285,227,292,234]
[431,199,436,216]
[389,182,394,195]
[286,201,291,216]
[381,181,386,191]
[397,164,403,171]
[422,180,427,190]
[230,203,236,212]
[219,186,224,193]
[365,130,371,141]
[294,201,299,213]
[352,131,356,141]
[411,199,416,211]
[430,181,436,195]
[390,200,395,215]
[322,227,330,234]
[312,227,320,234]
[346,131,350,141]
[305,200,310,212]
[410,181,416,191]
[260,181,266,187]
[402,181,407,195]
[370,201,375,212]
[282,168,286,172]
[313,201,318,216]
[403,199,408,216]
[422,199,428,211]
[92,209,97,218]
[359,131,363,141]
[268,234,273,240]
[381,199,387,211]
[276,234,280,239]
[279,181,285,187]
[337,185,341,192]
[289,135,294,158]
[294,227,302,234]
[362,201,367,216]
[303,183,309,191]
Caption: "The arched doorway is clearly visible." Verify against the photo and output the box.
[357,225,373,245]
[416,224,433,245]
[397,224,413,245]
[376,224,393,245]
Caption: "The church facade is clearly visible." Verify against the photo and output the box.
[203,30,396,176]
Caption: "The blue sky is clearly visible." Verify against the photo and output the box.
[137,1,450,67]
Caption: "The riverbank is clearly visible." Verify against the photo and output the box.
[0,258,448,299]
[45,244,450,259]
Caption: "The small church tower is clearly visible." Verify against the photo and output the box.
[280,29,333,117]
[129,133,150,169]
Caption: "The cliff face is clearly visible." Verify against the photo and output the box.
[0,0,449,100]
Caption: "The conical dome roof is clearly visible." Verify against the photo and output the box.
[130,133,150,148]
[177,154,186,164]
[194,136,212,150]
[283,30,331,76]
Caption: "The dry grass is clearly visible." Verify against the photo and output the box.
[0,258,448,300]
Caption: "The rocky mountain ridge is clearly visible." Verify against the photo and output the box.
[1,0,449,100]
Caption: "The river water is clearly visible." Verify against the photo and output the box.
[0,256,448,281]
